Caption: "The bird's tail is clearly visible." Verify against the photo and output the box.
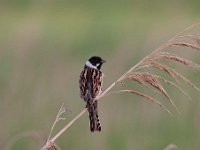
[87,100,101,132]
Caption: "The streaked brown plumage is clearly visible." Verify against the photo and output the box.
[79,56,105,132]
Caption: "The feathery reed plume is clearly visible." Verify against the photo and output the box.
[155,74,191,99]
[154,52,200,69]
[122,72,179,111]
[124,72,172,99]
[168,31,200,50]
[112,89,172,115]
[41,23,200,149]
[145,61,200,91]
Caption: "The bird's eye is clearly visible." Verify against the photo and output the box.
[96,63,100,67]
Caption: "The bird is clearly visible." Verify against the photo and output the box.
[79,56,106,132]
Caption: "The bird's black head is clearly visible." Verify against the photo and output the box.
[86,56,106,70]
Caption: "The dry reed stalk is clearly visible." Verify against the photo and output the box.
[41,23,200,149]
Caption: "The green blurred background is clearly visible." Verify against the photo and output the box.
[0,0,200,149]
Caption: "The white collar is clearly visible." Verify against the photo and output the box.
[85,61,97,69]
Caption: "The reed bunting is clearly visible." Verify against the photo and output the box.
[79,56,105,132]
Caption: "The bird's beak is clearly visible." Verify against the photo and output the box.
[101,59,106,63]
